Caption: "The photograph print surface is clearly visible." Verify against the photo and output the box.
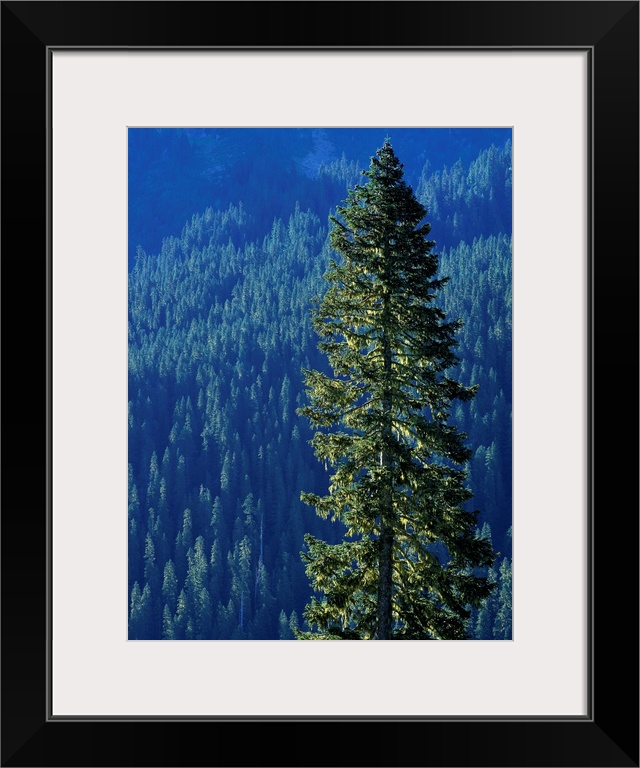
[127,127,512,640]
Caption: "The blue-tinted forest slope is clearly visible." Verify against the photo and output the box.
[128,128,512,640]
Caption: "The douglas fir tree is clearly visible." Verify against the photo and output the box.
[298,139,496,639]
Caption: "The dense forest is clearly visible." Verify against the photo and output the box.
[128,128,512,640]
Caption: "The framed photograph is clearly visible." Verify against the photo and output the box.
[2,1,638,766]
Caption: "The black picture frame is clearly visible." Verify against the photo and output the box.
[2,1,638,766]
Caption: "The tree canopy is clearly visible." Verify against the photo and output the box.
[298,140,496,639]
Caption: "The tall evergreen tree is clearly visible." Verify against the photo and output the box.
[297,139,496,639]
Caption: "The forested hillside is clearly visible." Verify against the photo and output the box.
[128,128,512,640]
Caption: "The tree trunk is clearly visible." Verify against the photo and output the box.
[376,286,394,639]
[376,525,393,638]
